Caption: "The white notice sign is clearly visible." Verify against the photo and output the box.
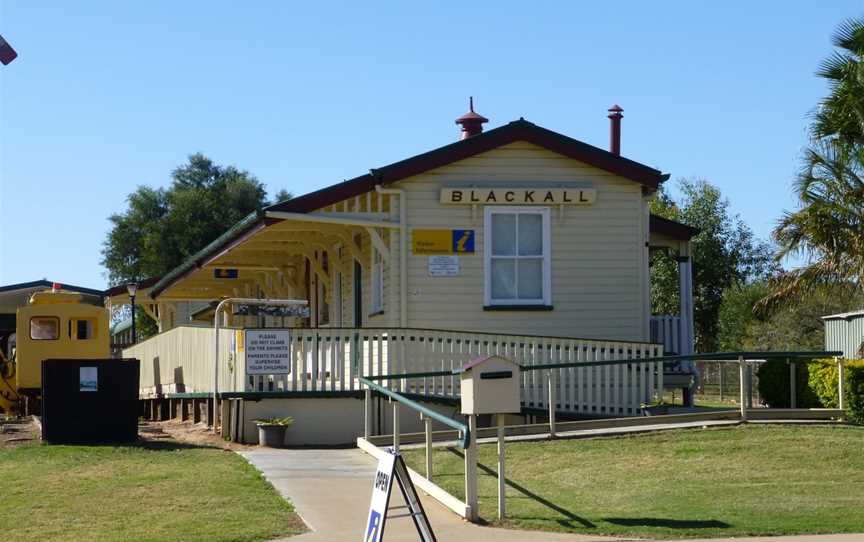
[428,255,459,277]
[245,329,291,375]
[364,452,396,542]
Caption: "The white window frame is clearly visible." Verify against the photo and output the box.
[371,246,384,314]
[484,206,552,307]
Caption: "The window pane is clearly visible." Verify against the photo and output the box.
[491,259,516,299]
[31,317,59,340]
[518,214,543,256]
[491,214,516,256]
[75,319,94,340]
[517,259,543,300]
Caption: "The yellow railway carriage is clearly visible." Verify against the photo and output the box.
[0,286,109,415]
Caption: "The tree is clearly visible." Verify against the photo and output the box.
[762,17,864,311]
[271,189,293,204]
[812,17,864,142]
[102,154,291,336]
[722,281,862,351]
[102,153,290,285]
[717,281,771,351]
[651,179,775,352]
[762,142,864,310]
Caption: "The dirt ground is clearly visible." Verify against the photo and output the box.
[0,416,253,450]
[138,419,255,450]
[0,416,38,447]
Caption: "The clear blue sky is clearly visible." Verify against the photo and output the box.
[0,1,859,289]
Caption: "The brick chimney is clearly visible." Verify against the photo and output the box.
[455,97,488,140]
[608,104,623,155]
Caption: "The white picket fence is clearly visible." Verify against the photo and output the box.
[127,326,664,416]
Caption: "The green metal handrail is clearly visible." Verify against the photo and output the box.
[518,350,844,372]
[362,351,844,381]
[359,377,471,449]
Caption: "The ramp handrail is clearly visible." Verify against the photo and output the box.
[357,349,845,524]
[362,350,845,381]
[359,376,470,449]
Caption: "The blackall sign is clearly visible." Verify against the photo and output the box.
[364,451,435,542]
[244,329,291,375]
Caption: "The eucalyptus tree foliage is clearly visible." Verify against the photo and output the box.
[762,17,864,312]
[721,281,862,351]
[102,153,289,286]
[651,179,774,352]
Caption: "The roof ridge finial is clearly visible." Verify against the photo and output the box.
[469,96,474,112]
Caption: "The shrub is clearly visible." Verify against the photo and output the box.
[848,364,864,424]
[253,417,294,426]
[808,358,864,424]
[756,359,822,408]
[808,359,841,408]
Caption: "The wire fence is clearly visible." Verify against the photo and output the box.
[692,361,761,407]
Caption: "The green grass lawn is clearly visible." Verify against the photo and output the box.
[692,398,739,409]
[0,441,305,542]
[403,424,864,539]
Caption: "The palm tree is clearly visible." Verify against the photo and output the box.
[760,140,864,311]
[812,17,864,142]
[760,17,864,312]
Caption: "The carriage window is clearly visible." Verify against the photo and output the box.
[71,318,95,340]
[30,317,60,340]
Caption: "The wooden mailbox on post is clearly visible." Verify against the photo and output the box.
[460,355,522,415]
[460,354,521,521]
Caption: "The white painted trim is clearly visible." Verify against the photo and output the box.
[375,185,408,327]
[371,246,384,314]
[356,438,471,519]
[365,227,390,261]
[483,206,552,306]
[678,241,695,356]
[641,202,651,341]
[265,210,401,229]
[332,246,343,327]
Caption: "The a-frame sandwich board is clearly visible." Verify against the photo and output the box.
[363,450,436,542]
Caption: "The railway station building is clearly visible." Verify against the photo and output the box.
[109,103,699,444]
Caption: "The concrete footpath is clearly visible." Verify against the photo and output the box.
[241,447,622,542]
[241,447,863,542]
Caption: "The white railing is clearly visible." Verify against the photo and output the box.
[123,326,235,397]
[651,315,682,355]
[128,326,663,416]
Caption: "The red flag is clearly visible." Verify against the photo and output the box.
[0,34,17,65]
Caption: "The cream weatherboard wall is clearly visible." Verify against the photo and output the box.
[150,142,651,343]
[385,141,650,341]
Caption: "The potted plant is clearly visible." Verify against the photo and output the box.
[254,417,293,447]
[640,394,669,416]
